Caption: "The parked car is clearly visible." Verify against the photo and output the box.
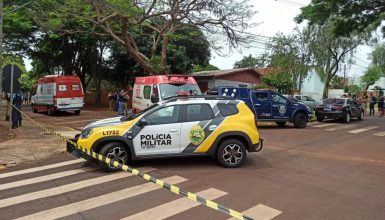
[31,75,84,116]
[315,98,364,123]
[208,87,312,128]
[67,96,263,171]
[294,95,319,109]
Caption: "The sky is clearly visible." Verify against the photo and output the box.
[209,0,372,78]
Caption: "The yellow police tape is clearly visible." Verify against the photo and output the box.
[9,103,253,220]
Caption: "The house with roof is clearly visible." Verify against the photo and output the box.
[192,67,270,92]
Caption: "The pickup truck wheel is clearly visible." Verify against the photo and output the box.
[344,112,351,123]
[47,107,54,116]
[317,117,324,122]
[293,112,308,128]
[99,142,129,172]
[276,122,286,127]
[32,105,38,113]
[217,139,246,168]
[74,110,81,115]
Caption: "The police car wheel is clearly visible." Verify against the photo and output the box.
[217,139,246,168]
[99,142,129,172]
[293,112,308,128]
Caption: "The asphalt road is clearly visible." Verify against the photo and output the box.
[1,109,385,220]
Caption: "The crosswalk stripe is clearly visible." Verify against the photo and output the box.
[227,204,282,220]
[0,159,84,179]
[373,131,385,136]
[121,188,227,220]
[348,126,379,134]
[15,176,187,220]
[0,167,156,208]
[312,123,336,128]
[0,167,96,191]
[325,124,357,131]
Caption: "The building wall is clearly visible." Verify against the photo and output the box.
[301,69,325,101]
[213,79,251,88]
[368,77,385,91]
[218,70,262,84]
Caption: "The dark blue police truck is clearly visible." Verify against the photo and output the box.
[208,87,312,128]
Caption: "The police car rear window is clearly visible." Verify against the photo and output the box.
[218,103,238,116]
[186,104,214,121]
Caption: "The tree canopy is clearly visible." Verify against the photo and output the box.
[296,0,385,37]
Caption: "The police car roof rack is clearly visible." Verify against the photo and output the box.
[164,95,235,102]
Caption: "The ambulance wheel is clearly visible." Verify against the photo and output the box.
[47,107,54,116]
[74,110,81,115]
[99,142,130,172]
[217,139,246,168]
[293,112,308,128]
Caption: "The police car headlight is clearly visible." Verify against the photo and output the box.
[80,129,93,139]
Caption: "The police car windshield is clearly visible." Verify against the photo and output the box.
[122,104,158,121]
[159,84,202,99]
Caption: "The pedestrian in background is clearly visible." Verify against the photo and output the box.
[369,93,376,116]
[123,90,130,115]
[117,90,125,116]
[359,95,368,115]
[108,91,115,111]
[12,91,23,129]
[378,95,384,117]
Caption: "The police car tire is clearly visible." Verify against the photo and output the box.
[293,112,307,128]
[217,139,246,168]
[99,142,130,172]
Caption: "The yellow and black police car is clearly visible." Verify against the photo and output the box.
[67,96,263,171]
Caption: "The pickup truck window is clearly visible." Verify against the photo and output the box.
[271,94,288,105]
[254,92,269,102]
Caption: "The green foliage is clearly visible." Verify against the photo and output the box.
[370,43,385,71]
[261,72,293,94]
[233,54,267,68]
[344,85,361,96]
[192,64,219,72]
[360,66,383,90]
[296,0,384,37]
[330,76,345,89]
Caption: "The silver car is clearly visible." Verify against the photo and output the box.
[294,95,319,109]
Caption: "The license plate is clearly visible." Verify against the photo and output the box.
[324,108,331,111]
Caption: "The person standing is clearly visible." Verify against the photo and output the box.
[12,91,23,129]
[360,95,368,115]
[369,93,377,116]
[108,91,114,111]
[117,90,125,116]
[378,95,384,117]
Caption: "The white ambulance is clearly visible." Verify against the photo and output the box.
[132,75,202,112]
[31,75,84,115]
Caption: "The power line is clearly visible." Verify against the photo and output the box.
[274,0,304,7]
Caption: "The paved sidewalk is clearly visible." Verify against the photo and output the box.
[0,103,78,169]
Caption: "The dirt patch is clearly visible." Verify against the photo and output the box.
[0,124,13,142]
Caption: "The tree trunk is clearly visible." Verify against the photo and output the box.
[161,33,169,74]
[323,76,332,100]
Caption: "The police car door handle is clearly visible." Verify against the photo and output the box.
[169,129,178,133]
[209,125,217,131]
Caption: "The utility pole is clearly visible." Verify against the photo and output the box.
[0,0,3,101]
[343,64,347,86]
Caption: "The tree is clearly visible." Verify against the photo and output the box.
[233,54,267,68]
[296,0,385,37]
[360,66,383,94]
[262,29,312,94]
[307,24,363,99]
[261,72,292,94]
[370,43,385,71]
[43,0,255,74]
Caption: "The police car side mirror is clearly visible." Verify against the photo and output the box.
[151,95,159,103]
[138,118,148,127]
